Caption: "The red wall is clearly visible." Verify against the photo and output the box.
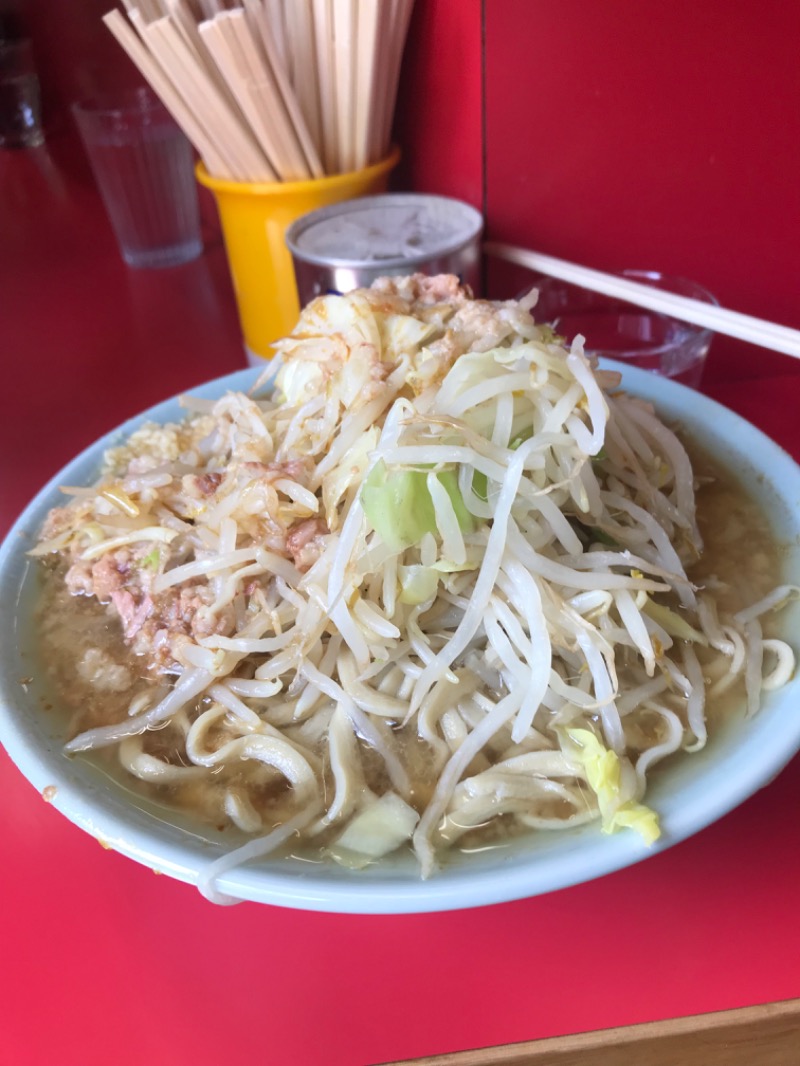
[483,2,800,328]
[394,0,483,210]
[19,1,145,125]
[395,0,800,381]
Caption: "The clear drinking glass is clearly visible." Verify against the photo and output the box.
[0,39,44,149]
[72,89,202,269]
[531,270,718,389]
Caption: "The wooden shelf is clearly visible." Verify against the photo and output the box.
[395,999,800,1066]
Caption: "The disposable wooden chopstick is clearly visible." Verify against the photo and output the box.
[238,1,306,180]
[263,0,289,74]
[128,6,260,180]
[198,14,285,179]
[242,0,324,178]
[130,11,240,177]
[126,4,251,177]
[230,8,317,179]
[209,10,310,180]
[124,0,164,20]
[353,0,380,169]
[102,9,233,178]
[285,0,323,161]
[375,0,413,160]
[165,0,245,113]
[221,10,307,178]
[311,0,339,174]
[365,0,396,163]
[143,14,274,180]
[165,0,208,57]
[179,0,207,17]
[484,242,800,359]
[332,0,357,173]
[108,0,411,181]
[198,0,224,17]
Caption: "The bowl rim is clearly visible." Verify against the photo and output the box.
[2,360,800,914]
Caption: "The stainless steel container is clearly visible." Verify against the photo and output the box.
[285,193,484,305]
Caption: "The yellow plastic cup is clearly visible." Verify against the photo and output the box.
[196,147,400,361]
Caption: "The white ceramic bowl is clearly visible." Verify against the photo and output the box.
[2,363,800,914]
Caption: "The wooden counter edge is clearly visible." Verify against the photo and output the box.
[385,997,800,1065]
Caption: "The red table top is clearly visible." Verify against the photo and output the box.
[3,137,800,1066]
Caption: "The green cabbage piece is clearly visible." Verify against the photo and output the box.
[397,559,478,605]
[361,461,474,551]
[565,727,661,845]
[138,548,160,571]
[471,470,488,503]
[642,599,708,645]
[398,565,440,605]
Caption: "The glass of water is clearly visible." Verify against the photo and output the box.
[72,89,202,270]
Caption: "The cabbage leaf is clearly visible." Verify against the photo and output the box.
[565,727,661,845]
[361,461,474,552]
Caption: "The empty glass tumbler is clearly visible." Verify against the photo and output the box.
[532,271,718,389]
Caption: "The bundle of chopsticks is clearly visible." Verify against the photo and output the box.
[104,0,415,182]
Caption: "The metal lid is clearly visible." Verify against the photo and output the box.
[285,193,484,270]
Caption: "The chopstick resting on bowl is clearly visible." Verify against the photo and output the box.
[484,241,800,359]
